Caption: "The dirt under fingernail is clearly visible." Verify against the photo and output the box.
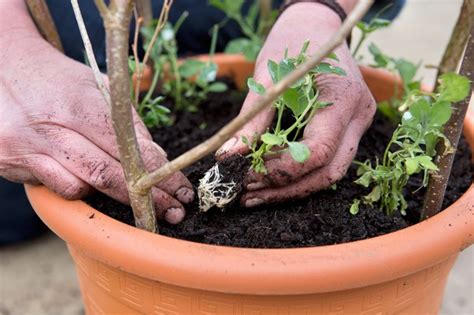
[176,187,195,204]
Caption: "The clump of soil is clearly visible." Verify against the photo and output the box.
[85,84,473,248]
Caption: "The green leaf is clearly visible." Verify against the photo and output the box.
[313,62,346,76]
[224,37,261,61]
[368,43,390,68]
[437,73,471,102]
[408,98,430,122]
[364,185,381,203]
[395,59,418,83]
[414,156,438,171]
[424,131,439,156]
[267,59,279,83]
[282,88,306,116]
[179,59,206,78]
[327,52,339,61]
[368,18,391,32]
[430,100,452,126]
[278,59,296,80]
[261,133,284,146]
[355,172,372,187]
[288,142,310,163]
[405,158,419,175]
[208,82,228,92]
[247,78,266,95]
[350,199,360,215]
[198,62,218,83]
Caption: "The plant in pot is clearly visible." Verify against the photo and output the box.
[23,0,473,314]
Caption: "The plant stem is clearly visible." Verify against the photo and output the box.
[72,0,111,106]
[135,0,374,193]
[99,0,157,232]
[258,0,273,38]
[26,0,63,52]
[169,53,182,109]
[135,0,153,26]
[352,32,366,58]
[436,0,474,76]
[421,26,474,220]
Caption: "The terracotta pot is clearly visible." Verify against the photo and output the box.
[26,54,473,315]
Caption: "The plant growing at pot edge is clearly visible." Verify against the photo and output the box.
[138,14,227,115]
[209,0,277,61]
[350,72,471,216]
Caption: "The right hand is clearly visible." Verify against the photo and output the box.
[0,35,193,224]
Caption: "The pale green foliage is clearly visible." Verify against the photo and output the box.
[243,41,345,173]
[209,0,277,61]
[351,73,470,216]
[136,14,226,117]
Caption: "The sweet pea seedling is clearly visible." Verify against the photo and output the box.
[351,72,470,216]
[139,15,226,117]
[244,41,345,173]
[209,0,277,61]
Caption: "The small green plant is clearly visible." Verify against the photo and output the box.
[243,41,345,173]
[209,0,277,61]
[368,43,422,123]
[139,14,226,115]
[352,17,390,59]
[128,58,172,128]
[350,72,470,216]
[352,13,423,124]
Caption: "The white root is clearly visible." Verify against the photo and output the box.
[198,164,238,212]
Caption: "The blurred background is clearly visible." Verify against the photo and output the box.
[1,0,472,314]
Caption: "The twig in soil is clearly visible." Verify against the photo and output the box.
[71,0,111,106]
[421,25,474,220]
[135,0,375,193]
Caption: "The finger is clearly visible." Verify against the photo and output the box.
[0,168,40,185]
[151,187,186,224]
[62,90,193,203]
[216,71,275,160]
[138,138,194,204]
[241,121,365,206]
[37,126,186,216]
[26,154,92,199]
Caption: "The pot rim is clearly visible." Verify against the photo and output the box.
[25,55,474,295]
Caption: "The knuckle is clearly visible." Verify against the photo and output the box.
[87,160,119,191]
[327,164,349,183]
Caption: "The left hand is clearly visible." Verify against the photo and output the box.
[216,3,376,207]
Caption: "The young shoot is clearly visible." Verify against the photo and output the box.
[209,0,277,61]
[352,16,390,58]
[128,58,172,128]
[140,14,227,114]
[244,41,346,173]
[368,43,423,123]
[351,72,470,216]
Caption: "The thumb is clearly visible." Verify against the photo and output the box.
[216,83,275,160]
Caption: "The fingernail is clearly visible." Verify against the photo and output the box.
[216,137,237,157]
[246,182,267,190]
[244,198,264,208]
[175,187,195,204]
[165,207,185,224]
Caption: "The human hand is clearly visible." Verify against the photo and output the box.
[217,3,376,207]
[0,33,193,224]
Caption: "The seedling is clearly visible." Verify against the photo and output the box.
[139,15,227,114]
[352,16,390,59]
[244,41,345,173]
[351,72,470,216]
[209,0,277,61]
[368,43,422,123]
